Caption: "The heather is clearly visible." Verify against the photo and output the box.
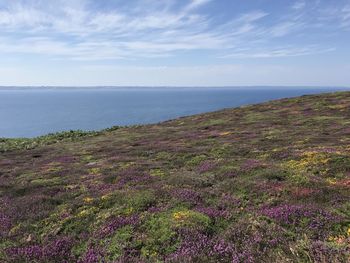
[1,92,350,262]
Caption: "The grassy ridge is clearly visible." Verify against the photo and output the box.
[0,126,123,152]
[0,92,349,262]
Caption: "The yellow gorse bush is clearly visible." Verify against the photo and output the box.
[326,178,337,185]
[83,197,94,203]
[173,210,191,221]
[77,207,98,218]
[285,151,331,173]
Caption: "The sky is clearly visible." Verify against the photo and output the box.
[0,0,350,87]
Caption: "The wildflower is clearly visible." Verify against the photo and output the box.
[197,160,217,173]
[125,207,134,215]
[172,188,201,204]
[173,211,191,221]
[78,247,104,263]
[99,215,139,237]
[77,207,98,218]
[9,224,21,235]
[326,178,337,185]
[89,168,101,175]
[328,235,346,245]
[241,159,263,171]
[284,151,332,178]
[101,194,111,201]
[83,197,94,203]
[78,210,89,217]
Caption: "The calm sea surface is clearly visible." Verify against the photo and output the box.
[0,87,348,138]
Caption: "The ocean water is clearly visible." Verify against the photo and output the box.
[0,87,348,138]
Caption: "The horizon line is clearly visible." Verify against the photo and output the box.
[0,85,350,89]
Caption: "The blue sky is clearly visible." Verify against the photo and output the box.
[0,0,349,86]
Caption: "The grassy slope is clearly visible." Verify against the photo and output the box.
[0,92,349,262]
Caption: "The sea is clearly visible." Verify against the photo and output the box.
[0,87,348,138]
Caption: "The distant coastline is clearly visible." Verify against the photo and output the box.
[0,86,349,91]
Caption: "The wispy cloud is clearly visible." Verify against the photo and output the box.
[221,46,335,59]
[184,0,212,12]
[268,21,304,37]
[340,5,350,28]
[0,0,228,59]
[0,0,346,61]
[292,1,306,10]
[314,1,350,30]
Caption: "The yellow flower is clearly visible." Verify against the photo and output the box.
[326,178,337,185]
[101,194,111,201]
[77,207,97,217]
[173,211,190,221]
[285,151,331,173]
[125,207,134,215]
[347,227,350,237]
[83,197,94,203]
[328,233,348,245]
[9,224,22,235]
[89,168,101,175]
[78,209,89,217]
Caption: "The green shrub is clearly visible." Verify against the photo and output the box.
[141,214,178,258]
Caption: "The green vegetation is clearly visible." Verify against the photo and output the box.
[1,92,349,262]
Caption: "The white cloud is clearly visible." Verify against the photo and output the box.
[292,1,306,10]
[0,0,227,59]
[0,0,348,86]
[268,21,304,37]
[221,46,335,59]
[315,2,350,29]
[340,5,350,27]
[184,0,212,11]
[235,11,268,23]
[0,0,345,61]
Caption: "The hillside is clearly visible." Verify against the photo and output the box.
[1,92,350,262]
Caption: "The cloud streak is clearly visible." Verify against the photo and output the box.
[0,0,347,61]
[292,1,306,10]
[221,46,336,59]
